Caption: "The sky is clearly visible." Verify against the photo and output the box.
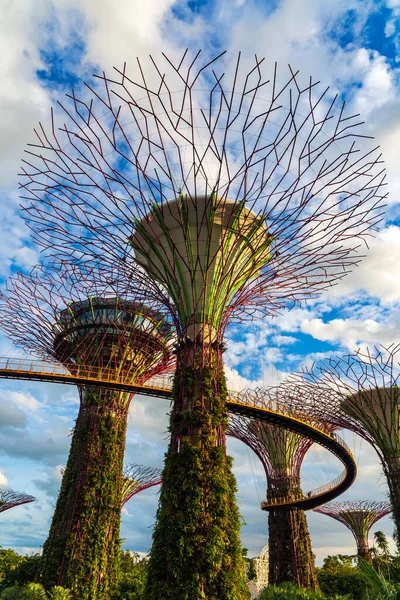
[0,0,400,566]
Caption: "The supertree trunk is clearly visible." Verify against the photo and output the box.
[267,477,317,589]
[145,340,249,600]
[39,388,129,599]
[356,537,371,561]
[383,458,400,549]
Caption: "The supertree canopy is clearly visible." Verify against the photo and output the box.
[122,464,162,506]
[19,51,386,598]
[228,410,318,589]
[0,263,175,599]
[314,500,391,560]
[278,345,400,551]
[0,488,35,513]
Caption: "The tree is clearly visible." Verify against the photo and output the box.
[374,531,390,559]
[111,551,147,600]
[317,555,364,599]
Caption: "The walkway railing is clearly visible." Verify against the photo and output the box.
[0,357,174,394]
[0,357,356,510]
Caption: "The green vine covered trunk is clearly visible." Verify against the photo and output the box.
[383,459,400,550]
[39,387,129,599]
[145,340,250,600]
[267,477,317,589]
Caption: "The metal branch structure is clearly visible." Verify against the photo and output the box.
[17,51,387,599]
[122,464,162,506]
[0,488,35,513]
[278,344,400,550]
[228,409,318,588]
[0,263,175,598]
[314,500,391,560]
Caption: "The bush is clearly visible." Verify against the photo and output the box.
[358,559,400,599]
[111,550,147,600]
[317,555,364,599]
[0,549,22,583]
[257,582,352,599]
[0,583,46,599]
[0,583,71,599]
[1,554,41,587]
[48,587,72,600]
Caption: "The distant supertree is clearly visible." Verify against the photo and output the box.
[314,500,391,560]
[122,464,162,506]
[20,51,386,598]
[278,345,400,550]
[228,411,318,588]
[0,263,175,598]
[0,488,35,513]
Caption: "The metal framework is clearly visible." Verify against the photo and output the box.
[122,464,162,506]
[0,263,175,383]
[19,52,386,338]
[314,500,391,559]
[0,488,35,513]
[277,344,400,548]
[228,412,314,504]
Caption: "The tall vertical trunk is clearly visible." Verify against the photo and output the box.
[356,536,371,561]
[383,458,400,551]
[267,476,317,589]
[145,340,250,599]
[39,388,129,599]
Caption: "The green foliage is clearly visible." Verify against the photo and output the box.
[247,559,257,582]
[48,587,72,599]
[358,559,400,599]
[111,551,147,600]
[257,582,351,599]
[0,550,40,588]
[145,343,250,599]
[0,548,22,583]
[0,583,47,600]
[317,555,364,599]
[373,531,390,559]
[0,583,71,600]
[268,507,317,588]
[39,390,128,599]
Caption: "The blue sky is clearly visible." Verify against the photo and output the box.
[1,0,400,565]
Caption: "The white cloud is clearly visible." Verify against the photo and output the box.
[55,0,178,72]
[326,226,400,304]
[0,469,8,487]
[0,399,27,429]
[3,390,39,412]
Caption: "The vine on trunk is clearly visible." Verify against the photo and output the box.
[39,388,128,599]
[268,477,317,589]
[145,341,250,599]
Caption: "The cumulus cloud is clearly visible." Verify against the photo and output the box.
[2,390,39,412]
[0,399,27,429]
[326,226,400,304]
[32,465,63,498]
[0,468,8,487]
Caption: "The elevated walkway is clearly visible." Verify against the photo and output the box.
[0,357,356,510]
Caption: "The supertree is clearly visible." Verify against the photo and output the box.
[19,51,386,598]
[122,464,162,506]
[277,345,400,550]
[0,488,35,513]
[0,263,175,598]
[228,410,318,588]
[314,500,391,560]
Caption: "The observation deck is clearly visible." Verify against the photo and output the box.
[0,357,356,510]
